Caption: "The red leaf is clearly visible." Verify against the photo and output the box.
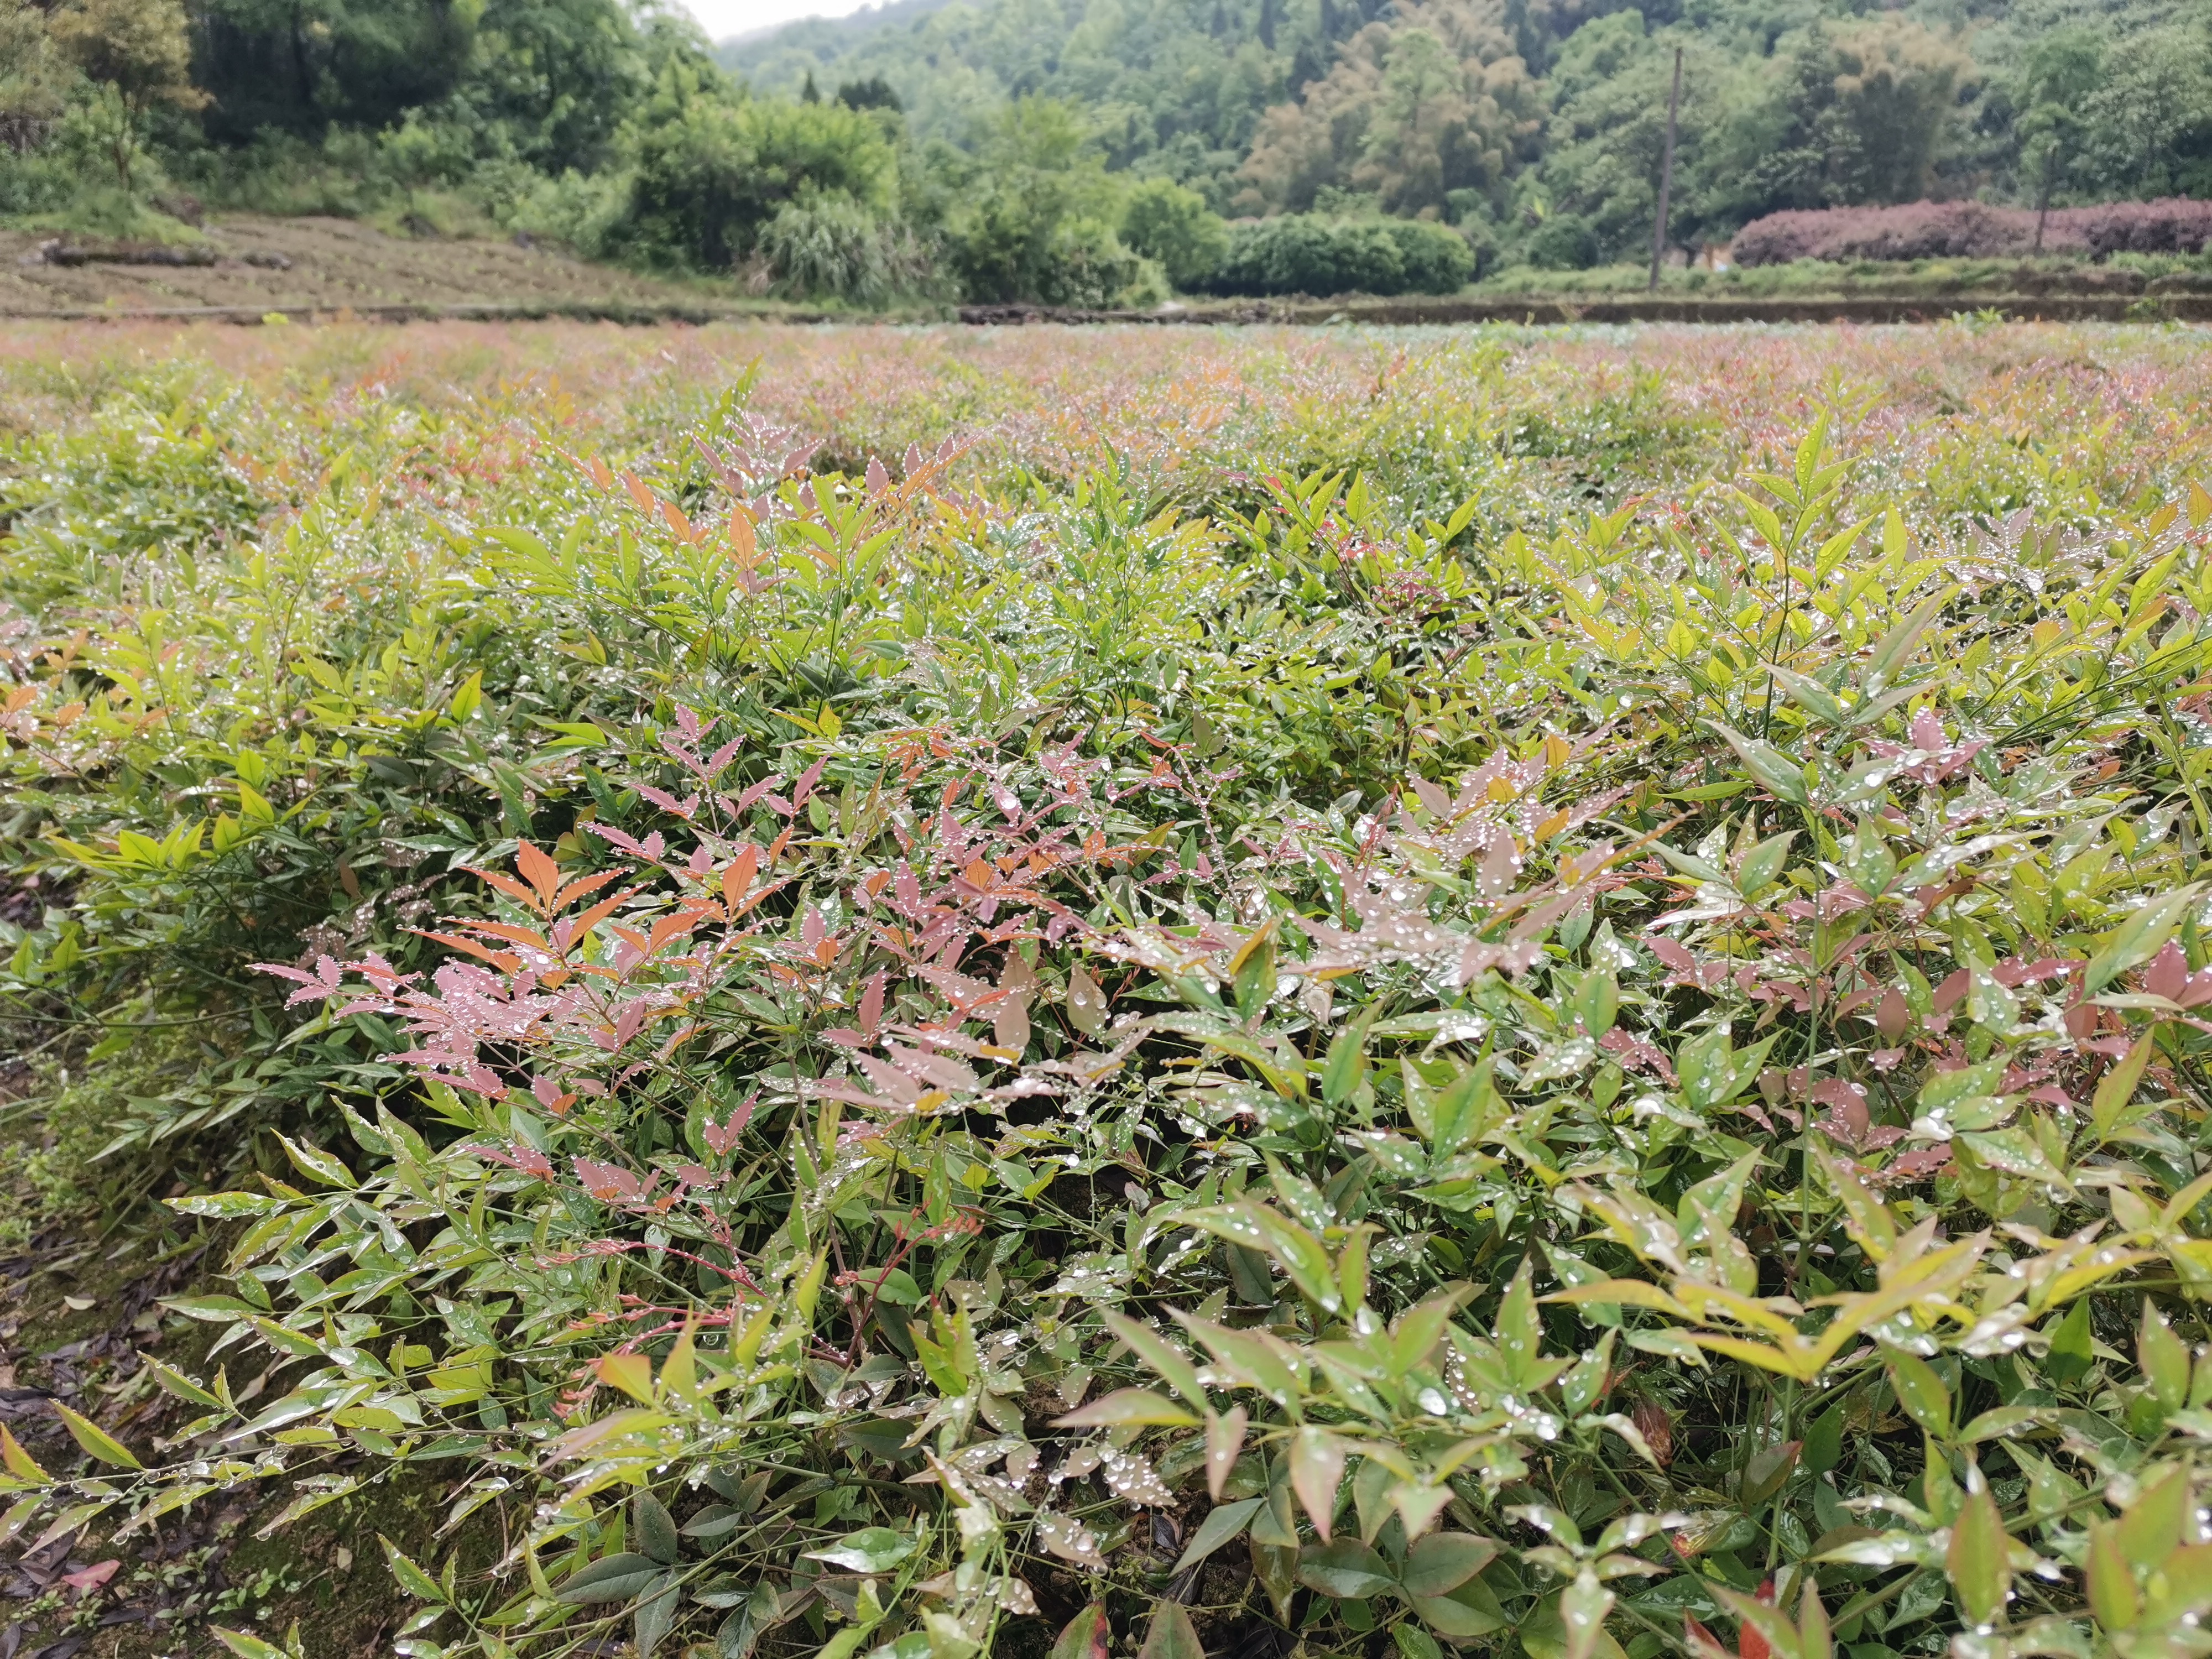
[516,839,561,906]
[62,1560,118,1594]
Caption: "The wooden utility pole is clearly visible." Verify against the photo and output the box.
[1648,45,1683,293]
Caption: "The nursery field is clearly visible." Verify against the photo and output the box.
[4,317,2212,1659]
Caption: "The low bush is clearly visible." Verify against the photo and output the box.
[1525,211,1600,271]
[753,194,936,302]
[1733,195,2212,264]
[1118,176,1229,293]
[946,203,1161,309]
[620,70,900,272]
[1203,214,1474,296]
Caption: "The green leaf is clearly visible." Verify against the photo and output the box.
[1052,1387,1199,1428]
[1765,665,1846,727]
[1741,1439,1800,1505]
[1496,1261,1544,1385]
[634,1572,679,1657]
[2117,1462,2190,1568]
[872,1267,922,1307]
[2141,1300,2191,1411]
[165,1192,287,1218]
[1428,1057,1499,1156]
[1558,1334,1613,1417]
[1393,1287,1473,1376]
[802,1526,916,1574]
[138,1356,223,1410]
[1411,1574,1509,1639]
[379,1535,445,1603]
[2045,1298,2095,1387]
[1864,587,1954,692]
[1946,1479,2007,1625]
[1957,1126,2069,1186]
[1401,1532,1498,1597]
[681,1505,744,1540]
[2085,1523,2140,1631]
[2087,888,2203,996]
[1291,1426,1348,1541]
[447,669,484,722]
[1321,1020,1369,1105]
[1802,1402,1844,1476]
[1206,1404,1249,1500]
[0,1425,49,1484]
[556,1552,666,1604]
[1066,966,1105,1034]
[1735,829,1796,896]
[1175,1313,1302,1405]
[1705,721,1809,805]
[2093,1035,2157,1139]
[1885,1348,1953,1438]
[1183,1203,1342,1314]
[1174,1498,1263,1574]
[633,1491,681,1565]
[275,1135,354,1189]
[1298,1537,1396,1599]
[51,1402,140,1470]
[1135,1601,1205,1659]
[1560,1573,1615,1659]
[211,1629,292,1659]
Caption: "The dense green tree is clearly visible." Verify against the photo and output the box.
[2012,28,2101,239]
[50,0,206,189]
[0,0,72,153]
[836,73,901,111]
[1119,172,1227,286]
[460,0,660,172]
[2078,26,2212,198]
[1531,19,1734,258]
[622,61,898,269]
[6,0,2205,300]
[723,0,1315,204]
[938,96,1156,302]
[1238,0,1538,215]
[190,0,471,140]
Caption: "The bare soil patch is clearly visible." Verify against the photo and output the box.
[0,215,756,319]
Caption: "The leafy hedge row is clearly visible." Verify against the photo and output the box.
[1200,215,1476,298]
[1732,196,2212,265]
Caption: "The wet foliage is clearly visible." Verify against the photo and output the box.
[2,321,2212,1659]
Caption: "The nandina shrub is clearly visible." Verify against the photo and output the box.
[1731,195,2212,264]
[9,410,2212,1659]
[10,333,2212,1659]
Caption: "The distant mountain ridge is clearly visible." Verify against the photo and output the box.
[717,0,963,84]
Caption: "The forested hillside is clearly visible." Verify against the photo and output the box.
[0,0,2206,306]
[726,0,2212,266]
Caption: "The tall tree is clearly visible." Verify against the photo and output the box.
[0,0,70,154]
[49,0,207,192]
[192,0,469,142]
[1239,0,1537,215]
[2013,27,2101,246]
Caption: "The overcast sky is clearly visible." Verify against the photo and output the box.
[679,0,870,43]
